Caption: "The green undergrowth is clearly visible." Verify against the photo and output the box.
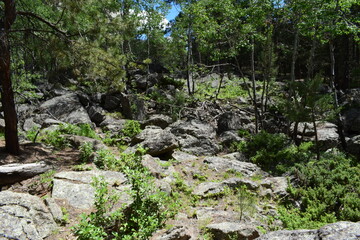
[236,130,360,230]
[73,148,178,239]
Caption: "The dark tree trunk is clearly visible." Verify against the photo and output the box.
[0,0,20,155]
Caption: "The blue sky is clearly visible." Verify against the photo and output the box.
[166,4,180,21]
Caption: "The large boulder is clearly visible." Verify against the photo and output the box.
[0,191,57,240]
[257,221,360,240]
[132,126,178,157]
[206,222,260,240]
[347,135,360,157]
[52,170,129,209]
[217,111,252,134]
[169,120,220,156]
[203,156,264,177]
[39,93,92,125]
[343,108,360,134]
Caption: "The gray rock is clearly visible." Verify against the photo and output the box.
[0,191,57,240]
[153,226,191,240]
[193,182,224,197]
[170,120,216,139]
[99,116,127,134]
[343,108,360,133]
[204,156,263,177]
[39,93,92,125]
[132,126,179,157]
[67,135,108,151]
[258,221,360,240]
[144,114,173,129]
[52,170,128,209]
[171,150,198,162]
[318,221,360,240]
[206,222,260,240]
[219,130,242,147]
[223,178,259,190]
[257,229,318,240]
[23,118,41,131]
[102,94,121,111]
[261,177,288,198]
[347,135,360,156]
[88,105,106,125]
[196,207,239,222]
[297,122,339,150]
[45,198,63,224]
[217,112,243,134]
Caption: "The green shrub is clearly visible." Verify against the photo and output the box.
[41,123,99,149]
[121,120,141,138]
[238,131,313,175]
[280,151,360,229]
[75,148,177,239]
[79,142,94,163]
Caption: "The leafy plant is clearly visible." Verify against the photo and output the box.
[237,185,257,221]
[280,151,360,229]
[121,120,141,139]
[79,142,94,163]
[238,131,313,175]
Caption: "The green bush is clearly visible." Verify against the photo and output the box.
[79,142,94,163]
[41,123,98,149]
[280,151,360,229]
[121,120,141,139]
[238,131,313,175]
[75,148,177,239]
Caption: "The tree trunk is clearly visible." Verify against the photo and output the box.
[251,36,259,133]
[0,0,20,155]
[329,42,347,152]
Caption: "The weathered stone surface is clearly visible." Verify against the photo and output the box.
[219,130,242,147]
[0,191,57,240]
[206,222,260,240]
[45,198,64,224]
[217,112,243,134]
[347,135,360,156]
[39,93,92,125]
[343,108,360,134]
[23,117,41,132]
[193,182,224,197]
[261,177,288,198]
[144,114,173,129]
[52,170,128,209]
[204,156,263,177]
[171,150,198,162]
[196,207,239,222]
[67,135,108,151]
[87,105,106,125]
[152,226,191,240]
[258,221,360,240]
[99,116,127,133]
[0,162,52,185]
[223,178,259,190]
[132,126,179,156]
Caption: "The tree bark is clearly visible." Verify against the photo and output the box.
[0,0,20,155]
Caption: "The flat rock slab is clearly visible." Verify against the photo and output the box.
[206,222,260,240]
[52,170,128,209]
[257,221,360,240]
[0,191,56,240]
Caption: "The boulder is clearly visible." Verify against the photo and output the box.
[52,170,129,209]
[67,135,108,151]
[203,156,264,177]
[171,150,198,162]
[206,222,260,240]
[99,116,127,134]
[169,120,220,156]
[87,105,106,125]
[132,126,178,157]
[343,108,360,134]
[151,226,191,240]
[0,191,57,240]
[217,112,243,134]
[257,221,360,240]
[143,114,173,129]
[261,177,289,198]
[347,135,360,157]
[39,93,92,125]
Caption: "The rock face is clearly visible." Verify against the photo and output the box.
[169,120,220,156]
[257,221,360,240]
[206,222,260,240]
[39,93,92,125]
[52,170,129,209]
[132,126,179,157]
[0,191,57,240]
[343,108,360,134]
[203,156,264,177]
